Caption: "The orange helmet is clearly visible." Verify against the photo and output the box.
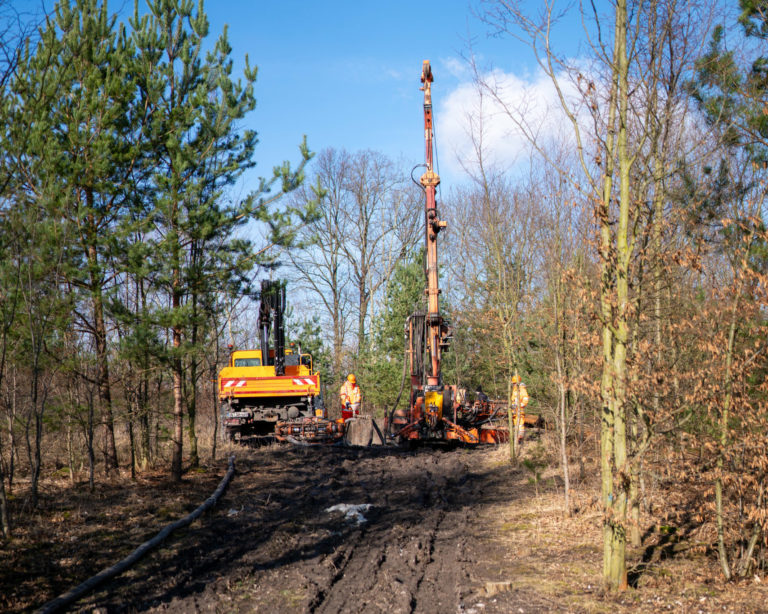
[511,374,521,384]
[347,373,356,384]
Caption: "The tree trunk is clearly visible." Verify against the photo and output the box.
[136,277,151,468]
[553,272,571,514]
[26,319,44,509]
[86,390,95,492]
[66,416,74,485]
[599,0,620,585]
[7,369,17,493]
[154,377,161,463]
[599,116,618,590]
[357,278,369,356]
[140,389,150,467]
[186,295,200,469]
[507,374,516,462]
[333,290,344,381]
[171,252,184,481]
[86,198,118,473]
[210,321,221,462]
[171,324,184,482]
[128,404,136,481]
[186,358,199,469]
[629,408,642,548]
[0,443,9,538]
[29,380,43,510]
[210,363,218,462]
[737,482,764,577]
[556,349,570,515]
[607,0,631,590]
[716,274,744,581]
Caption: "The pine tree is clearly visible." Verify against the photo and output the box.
[6,0,141,473]
[689,0,768,160]
[130,0,312,480]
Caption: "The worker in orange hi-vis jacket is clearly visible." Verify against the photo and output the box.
[340,373,362,421]
[511,373,529,444]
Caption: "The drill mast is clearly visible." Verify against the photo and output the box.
[420,60,446,388]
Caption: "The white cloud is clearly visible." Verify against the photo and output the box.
[439,56,471,80]
[436,66,587,179]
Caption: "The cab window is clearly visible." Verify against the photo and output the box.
[234,358,261,367]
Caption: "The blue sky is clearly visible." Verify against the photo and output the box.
[199,0,591,190]
[16,0,587,188]
[202,1,534,188]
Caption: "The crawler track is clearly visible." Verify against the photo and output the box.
[76,445,551,613]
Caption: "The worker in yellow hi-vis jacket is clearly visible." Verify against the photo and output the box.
[340,373,362,421]
[511,373,529,444]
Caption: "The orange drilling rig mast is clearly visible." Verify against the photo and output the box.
[420,60,445,391]
[390,61,479,445]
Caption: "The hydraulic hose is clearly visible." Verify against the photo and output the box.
[386,330,410,439]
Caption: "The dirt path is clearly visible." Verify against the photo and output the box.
[11,438,768,613]
[72,444,549,613]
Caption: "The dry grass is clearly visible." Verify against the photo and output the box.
[3,429,768,613]
[476,437,768,613]
[0,449,231,613]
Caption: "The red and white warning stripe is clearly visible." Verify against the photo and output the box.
[223,377,314,389]
[223,380,248,388]
[292,378,316,386]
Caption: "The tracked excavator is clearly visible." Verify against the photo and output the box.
[220,280,325,441]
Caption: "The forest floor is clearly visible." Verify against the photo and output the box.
[2,435,767,613]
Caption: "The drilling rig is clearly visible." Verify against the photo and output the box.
[389,61,481,445]
[264,62,520,447]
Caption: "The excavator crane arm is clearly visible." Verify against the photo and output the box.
[258,280,286,376]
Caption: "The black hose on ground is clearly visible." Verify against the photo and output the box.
[285,435,312,447]
[475,407,504,427]
[36,455,237,614]
[370,417,387,445]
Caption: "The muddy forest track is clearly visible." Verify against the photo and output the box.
[73,443,552,614]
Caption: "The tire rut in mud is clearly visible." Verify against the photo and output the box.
[265,448,479,614]
[308,473,453,613]
[80,445,528,613]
